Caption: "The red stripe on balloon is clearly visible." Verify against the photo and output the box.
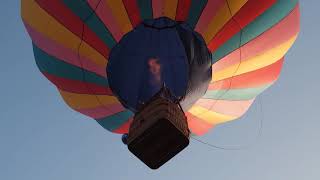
[43,72,113,95]
[208,0,276,52]
[122,0,142,27]
[112,118,133,134]
[35,0,110,58]
[209,58,284,90]
[185,112,214,136]
[195,0,225,34]
[24,22,107,77]
[152,0,164,18]
[213,6,300,72]
[175,0,192,21]
[77,105,125,119]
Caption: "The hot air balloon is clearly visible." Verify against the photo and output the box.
[21,0,300,169]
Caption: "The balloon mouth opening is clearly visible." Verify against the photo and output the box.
[142,17,178,29]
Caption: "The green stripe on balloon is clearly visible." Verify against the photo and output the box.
[96,110,134,131]
[137,0,153,20]
[33,44,109,87]
[203,84,272,101]
[186,0,208,29]
[62,0,116,48]
[212,0,299,63]
[211,33,241,64]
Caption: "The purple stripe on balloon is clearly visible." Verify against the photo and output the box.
[24,22,107,77]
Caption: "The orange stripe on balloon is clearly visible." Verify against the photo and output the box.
[105,0,133,35]
[226,0,249,16]
[59,90,122,110]
[163,0,178,19]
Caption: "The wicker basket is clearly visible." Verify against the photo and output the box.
[127,88,190,169]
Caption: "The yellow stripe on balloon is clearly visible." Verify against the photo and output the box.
[105,0,133,35]
[194,98,254,117]
[21,0,107,67]
[212,35,298,82]
[202,0,247,44]
[226,0,249,16]
[188,106,237,125]
[164,0,178,20]
[59,90,121,109]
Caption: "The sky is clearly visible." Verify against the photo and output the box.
[1,1,319,180]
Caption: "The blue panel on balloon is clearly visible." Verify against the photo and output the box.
[107,17,212,112]
[107,18,188,112]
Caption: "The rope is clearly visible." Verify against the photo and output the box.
[195,0,245,118]
[191,96,264,151]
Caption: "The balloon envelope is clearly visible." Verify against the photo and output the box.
[21,0,300,135]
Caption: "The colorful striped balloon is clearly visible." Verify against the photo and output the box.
[21,0,300,136]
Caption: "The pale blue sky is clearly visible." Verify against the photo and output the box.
[1,1,319,179]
